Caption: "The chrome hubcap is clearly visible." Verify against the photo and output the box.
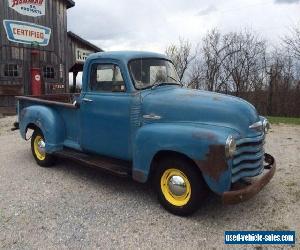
[37,139,45,154]
[168,175,187,196]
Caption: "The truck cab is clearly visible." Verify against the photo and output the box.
[17,51,276,216]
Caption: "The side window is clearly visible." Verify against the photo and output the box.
[4,64,20,77]
[90,64,125,92]
[43,66,55,79]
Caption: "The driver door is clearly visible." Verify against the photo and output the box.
[80,62,131,160]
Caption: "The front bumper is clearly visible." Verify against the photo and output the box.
[222,153,276,204]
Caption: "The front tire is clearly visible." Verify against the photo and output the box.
[154,157,207,216]
[31,129,54,167]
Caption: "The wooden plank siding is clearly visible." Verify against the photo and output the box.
[67,32,103,74]
[0,0,72,107]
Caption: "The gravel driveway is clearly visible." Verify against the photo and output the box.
[0,116,299,249]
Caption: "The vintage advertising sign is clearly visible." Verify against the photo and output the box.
[76,48,93,63]
[8,0,45,17]
[3,20,51,46]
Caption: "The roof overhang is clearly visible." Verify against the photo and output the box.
[65,0,75,9]
[67,31,103,52]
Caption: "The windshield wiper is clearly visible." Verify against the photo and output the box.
[167,75,179,83]
[151,76,181,90]
[151,82,181,90]
[167,75,183,87]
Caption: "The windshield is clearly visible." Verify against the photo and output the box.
[129,58,180,90]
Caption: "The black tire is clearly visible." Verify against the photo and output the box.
[31,128,55,167]
[154,156,207,216]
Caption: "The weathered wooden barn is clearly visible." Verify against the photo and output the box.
[67,31,103,92]
[0,0,102,114]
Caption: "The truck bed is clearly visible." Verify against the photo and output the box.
[17,93,81,149]
[16,93,80,109]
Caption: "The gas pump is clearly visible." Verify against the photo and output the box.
[30,45,42,96]
[31,67,42,96]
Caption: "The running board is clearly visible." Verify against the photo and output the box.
[54,148,132,178]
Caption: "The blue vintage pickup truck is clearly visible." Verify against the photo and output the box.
[16,51,276,216]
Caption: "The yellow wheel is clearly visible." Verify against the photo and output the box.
[160,168,191,207]
[155,157,207,216]
[33,135,46,161]
[31,129,54,167]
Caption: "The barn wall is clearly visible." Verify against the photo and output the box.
[0,0,70,107]
[67,39,93,71]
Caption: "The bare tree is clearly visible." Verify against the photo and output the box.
[165,38,195,82]
[201,29,223,91]
[265,49,300,116]
[166,26,300,117]
[222,30,266,96]
[190,29,226,91]
[190,29,266,95]
[283,24,300,59]
[188,56,205,89]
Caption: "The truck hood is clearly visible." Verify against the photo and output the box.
[141,86,261,137]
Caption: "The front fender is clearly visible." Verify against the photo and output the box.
[132,123,239,193]
[19,105,65,153]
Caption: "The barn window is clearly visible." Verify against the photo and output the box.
[43,66,55,79]
[4,64,19,77]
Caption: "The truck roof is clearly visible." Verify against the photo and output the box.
[87,51,169,64]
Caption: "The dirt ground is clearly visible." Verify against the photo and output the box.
[0,116,299,249]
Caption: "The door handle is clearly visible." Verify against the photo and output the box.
[143,114,161,120]
[82,98,93,103]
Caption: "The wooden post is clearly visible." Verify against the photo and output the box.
[72,71,78,93]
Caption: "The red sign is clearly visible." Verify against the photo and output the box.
[11,0,44,8]
[8,0,45,17]
[13,27,45,39]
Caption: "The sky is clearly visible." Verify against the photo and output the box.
[68,0,300,53]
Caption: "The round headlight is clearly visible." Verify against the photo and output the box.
[263,119,270,134]
[225,135,236,158]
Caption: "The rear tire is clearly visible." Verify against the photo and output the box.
[154,157,207,216]
[31,128,55,167]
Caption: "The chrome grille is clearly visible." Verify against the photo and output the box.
[231,134,265,183]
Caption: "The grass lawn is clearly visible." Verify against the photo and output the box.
[267,116,300,125]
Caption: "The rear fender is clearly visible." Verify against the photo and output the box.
[19,105,65,153]
[132,123,237,193]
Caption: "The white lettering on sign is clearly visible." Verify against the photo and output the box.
[8,0,46,17]
[52,84,65,90]
[3,20,51,46]
[76,48,93,63]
